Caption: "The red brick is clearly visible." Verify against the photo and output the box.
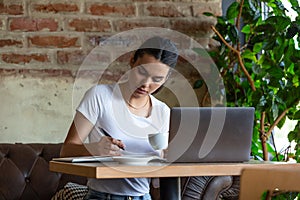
[68,18,111,32]
[10,18,58,32]
[115,19,169,32]
[0,39,23,47]
[57,50,87,65]
[171,18,216,35]
[146,5,186,17]
[0,68,19,76]
[26,69,73,77]
[29,36,79,48]
[2,53,49,64]
[38,19,59,31]
[0,68,73,78]
[0,3,23,15]
[89,3,135,17]
[87,35,137,47]
[85,51,112,65]
[192,3,222,17]
[87,35,111,46]
[33,3,79,13]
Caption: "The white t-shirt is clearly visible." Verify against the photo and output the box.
[77,84,170,196]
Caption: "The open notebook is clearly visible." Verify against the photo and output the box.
[52,151,160,163]
[52,156,114,163]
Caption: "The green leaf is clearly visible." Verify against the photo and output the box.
[266,141,275,153]
[273,43,286,62]
[290,110,300,120]
[277,114,286,129]
[258,54,266,65]
[251,90,263,105]
[252,64,264,75]
[226,2,240,20]
[264,39,277,50]
[287,64,295,75]
[268,77,282,88]
[253,43,263,53]
[288,130,298,142]
[216,16,226,26]
[241,24,251,34]
[228,25,239,44]
[267,67,284,79]
[250,34,266,44]
[242,50,257,62]
[286,24,299,39]
[254,24,276,33]
[265,16,291,32]
[243,0,261,22]
[271,103,279,121]
[292,75,299,87]
[277,86,300,108]
[290,0,300,8]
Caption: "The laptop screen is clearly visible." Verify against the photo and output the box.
[166,107,254,163]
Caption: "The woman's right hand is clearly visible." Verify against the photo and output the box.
[87,136,125,156]
[61,111,125,157]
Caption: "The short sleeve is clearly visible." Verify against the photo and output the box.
[76,86,100,125]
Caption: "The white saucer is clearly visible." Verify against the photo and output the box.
[121,151,157,157]
[113,155,161,165]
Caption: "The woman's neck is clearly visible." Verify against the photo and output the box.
[118,83,151,117]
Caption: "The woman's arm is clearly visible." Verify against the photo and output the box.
[60,111,124,157]
[60,111,94,157]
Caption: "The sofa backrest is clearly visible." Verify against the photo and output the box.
[0,143,87,200]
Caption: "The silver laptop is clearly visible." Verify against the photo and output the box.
[166,107,254,163]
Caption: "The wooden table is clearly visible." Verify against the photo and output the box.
[49,160,299,199]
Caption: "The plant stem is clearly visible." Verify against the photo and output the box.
[236,0,244,31]
[260,111,269,161]
[236,0,244,52]
[265,109,288,138]
[260,109,289,161]
[211,25,256,91]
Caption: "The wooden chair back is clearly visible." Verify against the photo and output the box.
[239,166,300,200]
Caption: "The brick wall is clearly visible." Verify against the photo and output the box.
[0,0,221,73]
[0,0,222,142]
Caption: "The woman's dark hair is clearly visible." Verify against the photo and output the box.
[133,36,178,68]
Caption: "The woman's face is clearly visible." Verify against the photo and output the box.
[128,53,170,98]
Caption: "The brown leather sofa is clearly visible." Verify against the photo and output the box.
[0,143,87,200]
[0,143,239,200]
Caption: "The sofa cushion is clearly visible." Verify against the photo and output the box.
[0,143,87,200]
[51,182,88,200]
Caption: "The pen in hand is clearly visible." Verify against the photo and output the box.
[101,128,125,151]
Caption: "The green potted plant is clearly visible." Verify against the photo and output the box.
[200,0,300,163]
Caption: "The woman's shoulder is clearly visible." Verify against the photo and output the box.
[80,84,115,102]
[87,84,115,94]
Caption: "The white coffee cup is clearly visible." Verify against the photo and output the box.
[148,132,169,150]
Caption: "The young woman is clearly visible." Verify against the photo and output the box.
[60,36,179,200]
